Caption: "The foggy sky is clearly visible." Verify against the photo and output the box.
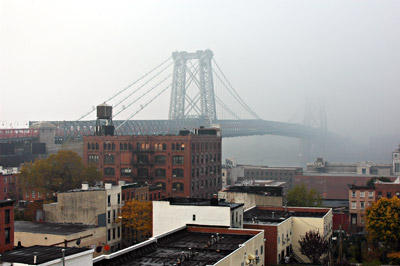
[1,0,400,143]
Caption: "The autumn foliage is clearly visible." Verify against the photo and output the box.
[19,150,102,199]
[366,196,400,252]
[119,200,152,242]
[287,184,322,207]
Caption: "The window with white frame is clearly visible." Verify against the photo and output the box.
[360,201,365,209]
[369,191,374,198]
[360,191,365,197]
[352,191,356,197]
[351,201,356,209]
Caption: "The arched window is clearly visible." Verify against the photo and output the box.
[155,168,166,178]
[172,155,184,165]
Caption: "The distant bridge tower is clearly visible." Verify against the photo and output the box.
[300,102,328,165]
[169,50,217,124]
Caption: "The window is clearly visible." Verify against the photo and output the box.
[378,191,382,198]
[351,201,356,209]
[104,167,115,176]
[369,191,374,198]
[137,155,149,164]
[172,155,184,165]
[155,155,166,164]
[193,214,196,221]
[118,227,121,238]
[360,191,365,197]
[5,228,10,244]
[4,177,6,183]
[108,211,111,223]
[261,245,263,255]
[121,168,132,176]
[137,168,148,177]
[362,168,366,175]
[172,182,184,192]
[108,195,111,206]
[395,163,400,173]
[104,154,115,164]
[387,192,392,198]
[113,210,116,222]
[32,190,36,198]
[360,201,365,209]
[172,168,184,178]
[351,191,356,197]
[162,143,167,151]
[117,193,120,204]
[155,168,166,178]
[108,229,111,241]
[156,182,166,191]
[5,209,10,224]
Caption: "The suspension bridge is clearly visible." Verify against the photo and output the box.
[2,50,330,142]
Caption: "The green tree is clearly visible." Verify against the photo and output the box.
[366,196,400,253]
[287,184,322,207]
[298,230,329,263]
[19,150,102,199]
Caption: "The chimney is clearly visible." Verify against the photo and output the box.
[82,183,89,191]
[105,183,112,190]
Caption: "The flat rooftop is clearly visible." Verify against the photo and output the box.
[160,197,243,210]
[15,221,100,235]
[244,206,330,225]
[94,227,255,266]
[1,245,90,265]
[220,185,283,196]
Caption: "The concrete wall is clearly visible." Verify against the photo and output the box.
[218,191,283,210]
[214,230,264,266]
[15,227,105,256]
[44,190,106,225]
[153,201,233,236]
[291,209,332,263]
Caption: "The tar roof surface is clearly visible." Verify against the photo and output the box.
[244,207,328,224]
[162,197,243,210]
[95,230,253,266]
[15,221,99,235]
[1,245,90,265]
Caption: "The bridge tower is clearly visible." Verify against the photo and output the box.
[300,102,328,166]
[169,50,217,124]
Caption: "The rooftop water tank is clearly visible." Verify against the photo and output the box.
[97,104,112,119]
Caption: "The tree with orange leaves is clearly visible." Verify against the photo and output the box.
[119,200,152,245]
[366,196,400,255]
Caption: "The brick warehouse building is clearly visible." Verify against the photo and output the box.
[83,128,222,199]
[0,200,14,253]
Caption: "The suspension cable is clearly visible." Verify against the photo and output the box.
[212,58,261,119]
[113,73,173,118]
[77,57,172,121]
[113,61,173,110]
[115,84,172,130]
[215,95,241,120]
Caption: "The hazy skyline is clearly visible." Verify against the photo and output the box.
[1,0,400,143]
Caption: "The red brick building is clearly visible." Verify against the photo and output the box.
[348,177,400,232]
[83,128,222,199]
[121,183,163,202]
[0,169,18,201]
[0,200,14,253]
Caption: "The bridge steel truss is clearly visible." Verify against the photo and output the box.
[36,119,328,142]
[169,50,217,124]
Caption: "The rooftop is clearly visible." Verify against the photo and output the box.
[220,185,283,196]
[1,245,90,265]
[244,206,330,225]
[15,221,100,236]
[0,199,14,207]
[160,197,243,210]
[94,227,257,266]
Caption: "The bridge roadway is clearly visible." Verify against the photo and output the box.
[27,119,328,141]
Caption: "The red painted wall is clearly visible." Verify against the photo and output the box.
[244,223,277,265]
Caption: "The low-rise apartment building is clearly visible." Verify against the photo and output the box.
[243,206,332,265]
[152,197,244,236]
